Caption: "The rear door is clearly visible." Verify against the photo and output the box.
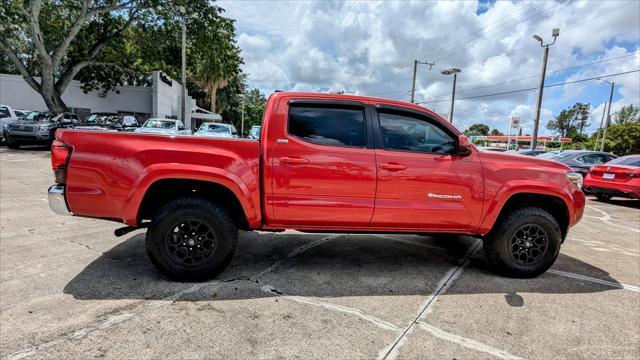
[371,107,484,231]
[269,99,377,227]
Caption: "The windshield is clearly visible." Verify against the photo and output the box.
[202,124,230,133]
[85,114,118,124]
[250,126,261,137]
[607,156,640,167]
[23,112,39,121]
[34,113,56,122]
[537,152,574,160]
[144,120,175,129]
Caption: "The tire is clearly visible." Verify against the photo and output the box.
[7,141,20,149]
[145,197,238,281]
[483,207,561,278]
[596,193,613,202]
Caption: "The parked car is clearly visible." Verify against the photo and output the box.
[513,149,547,156]
[537,150,616,177]
[75,112,139,132]
[477,146,507,152]
[1,104,21,141]
[248,125,261,139]
[48,92,585,280]
[134,118,190,135]
[6,112,78,148]
[194,122,238,138]
[583,155,640,201]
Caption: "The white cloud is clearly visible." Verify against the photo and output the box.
[219,0,640,134]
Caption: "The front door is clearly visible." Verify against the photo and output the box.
[269,100,377,227]
[371,108,484,231]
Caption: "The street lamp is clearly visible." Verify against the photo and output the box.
[410,59,435,103]
[531,28,559,150]
[597,78,615,152]
[440,68,461,123]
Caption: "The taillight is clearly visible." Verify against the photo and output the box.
[51,140,72,184]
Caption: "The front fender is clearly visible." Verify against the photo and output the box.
[477,179,582,235]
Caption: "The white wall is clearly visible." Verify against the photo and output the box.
[0,73,152,114]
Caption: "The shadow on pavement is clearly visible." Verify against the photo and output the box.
[589,196,640,209]
[64,231,625,301]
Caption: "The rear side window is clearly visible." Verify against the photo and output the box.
[288,106,366,147]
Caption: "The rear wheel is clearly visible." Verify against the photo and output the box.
[483,207,561,278]
[595,193,613,202]
[146,197,238,281]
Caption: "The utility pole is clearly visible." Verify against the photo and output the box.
[531,28,559,150]
[410,60,434,103]
[180,7,188,130]
[600,80,615,152]
[440,68,461,123]
[593,101,607,151]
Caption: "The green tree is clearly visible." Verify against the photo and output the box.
[613,104,640,124]
[0,0,158,112]
[0,1,242,114]
[490,128,504,136]
[546,102,590,139]
[464,123,490,136]
[600,122,640,155]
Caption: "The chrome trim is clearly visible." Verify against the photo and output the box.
[48,185,72,216]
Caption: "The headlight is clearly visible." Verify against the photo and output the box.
[567,172,583,189]
[38,124,54,131]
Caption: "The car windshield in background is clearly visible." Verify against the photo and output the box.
[250,127,260,138]
[206,124,229,133]
[537,152,574,160]
[34,113,56,122]
[0,107,9,117]
[144,120,175,129]
[22,111,39,121]
[86,114,118,124]
[607,156,640,167]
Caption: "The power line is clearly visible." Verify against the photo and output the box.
[415,69,640,104]
[367,51,638,98]
[423,51,640,101]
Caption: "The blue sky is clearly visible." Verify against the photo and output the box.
[218,0,640,135]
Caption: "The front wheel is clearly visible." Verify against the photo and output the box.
[146,197,238,281]
[483,207,561,278]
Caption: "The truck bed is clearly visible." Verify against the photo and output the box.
[56,130,261,226]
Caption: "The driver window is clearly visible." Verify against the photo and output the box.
[378,111,455,155]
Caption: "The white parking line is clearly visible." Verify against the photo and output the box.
[259,284,402,333]
[586,206,640,233]
[548,269,639,292]
[378,239,483,360]
[416,322,525,360]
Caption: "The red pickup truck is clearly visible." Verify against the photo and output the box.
[48,92,585,280]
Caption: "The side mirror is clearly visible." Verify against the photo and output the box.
[457,135,473,157]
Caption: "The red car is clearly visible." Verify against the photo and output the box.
[583,155,640,201]
[48,92,585,280]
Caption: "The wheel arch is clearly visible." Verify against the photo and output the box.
[486,192,570,240]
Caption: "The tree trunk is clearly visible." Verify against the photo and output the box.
[41,85,69,113]
[209,87,217,113]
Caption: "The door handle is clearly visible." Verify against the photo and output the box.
[380,162,407,171]
[280,156,309,164]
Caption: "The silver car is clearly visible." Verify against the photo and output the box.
[193,123,238,138]
[134,118,191,135]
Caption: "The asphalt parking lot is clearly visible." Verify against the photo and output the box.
[1,146,639,360]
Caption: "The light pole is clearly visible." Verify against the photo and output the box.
[531,28,559,150]
[179,7,188,130]
[410,59,434,103]
[599,79,615,152]
[440,68,461,123]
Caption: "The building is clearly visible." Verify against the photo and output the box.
[0,71,220,129]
